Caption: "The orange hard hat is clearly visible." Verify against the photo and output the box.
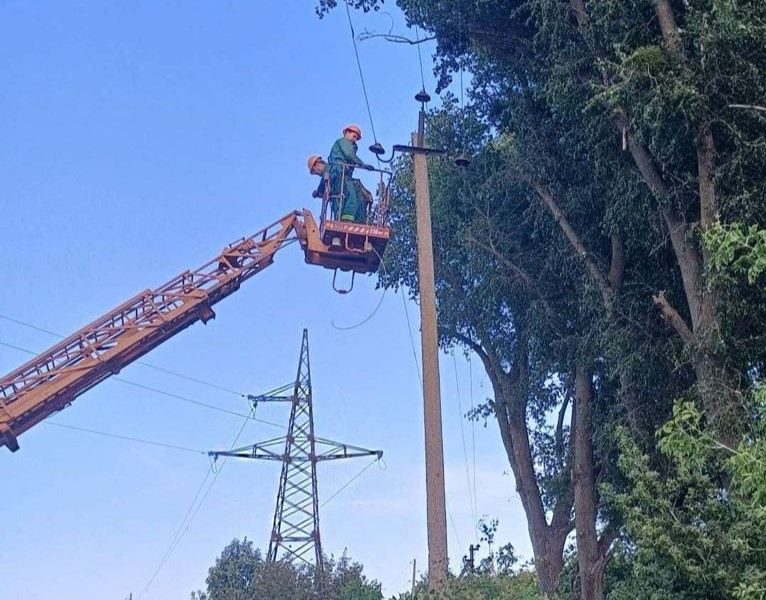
[343,124,362,139]
[307,155,323,172]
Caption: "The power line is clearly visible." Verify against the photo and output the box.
[113,377,284,429]
[138,405,255,598]
[343,0,378,143]
[452,352,479,542]
[447,504,465,555]
[399,290,423,389]
[0,313,248,397]
[468,353,478,532]
[0,339,286,431]
[319,456,379,508]
[415,25,426,90]
[44,421,207,455]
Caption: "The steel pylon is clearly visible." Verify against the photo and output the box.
[210,329,382,572]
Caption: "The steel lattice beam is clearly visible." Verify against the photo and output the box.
[0,212,301,451]
[209,329,382,572]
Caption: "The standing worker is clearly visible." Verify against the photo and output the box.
[329,124,374,223]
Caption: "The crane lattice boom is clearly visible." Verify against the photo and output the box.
[1,189,390,453]
[0,212,302,451]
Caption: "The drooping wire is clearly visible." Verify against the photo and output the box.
[344,0,378,144]
[320,456,379,507]
[138,403,255,598]
[399,290,423,390]
[452,352,479,542]
[44,421,207,455]
[330,244,388,331]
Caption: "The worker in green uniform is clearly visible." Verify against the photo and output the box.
[328,124,375,223]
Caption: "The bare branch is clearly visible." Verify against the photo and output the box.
[358,30,436,45]
[555,377,573,463]
[653,291,696,346]
[569,0,590,29]
[729,104,766,114]
[465,232,561,330]
[527,178,615,312]
[652,0,683,57]
[617,113,705,326]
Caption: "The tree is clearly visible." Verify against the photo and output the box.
[316,1,766,598]
[191,539,382,600]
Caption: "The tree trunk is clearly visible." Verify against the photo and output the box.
[572,368,604,600]
[467,334,574,597]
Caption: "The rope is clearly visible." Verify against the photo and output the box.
[344,0,378,143]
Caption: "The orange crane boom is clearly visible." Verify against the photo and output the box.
[0,206,389,452]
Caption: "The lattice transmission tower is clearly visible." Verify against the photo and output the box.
[210,329,382,571]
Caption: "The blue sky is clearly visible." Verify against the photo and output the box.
[0,2,530,598]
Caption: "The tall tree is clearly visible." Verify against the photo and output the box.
[316,1,766,597]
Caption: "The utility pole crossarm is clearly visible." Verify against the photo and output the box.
[313,438,383,461]
[210,438,382,462]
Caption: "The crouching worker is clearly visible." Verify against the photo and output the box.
[308,155,338,219]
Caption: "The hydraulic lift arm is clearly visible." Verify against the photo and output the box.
[0,188,391,454]
[0,211,303,452]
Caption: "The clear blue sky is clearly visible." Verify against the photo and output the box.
[0,2,530,599]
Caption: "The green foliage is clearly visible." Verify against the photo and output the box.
[191,539,382,600]
[605,394,766,600]
[397,572,542,600]
[317,0,766,597]
[706,223,766,285]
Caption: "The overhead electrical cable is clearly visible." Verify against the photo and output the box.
[331,245,388,331]
[0,339,286,430]
[343,0,379,144]
[415,25,426,90]
[0,312,247,397]
[447,504,465,555]
[469,353,478,529]
[44,421,207,455]
[452,352,479,542]
[319,456,379,508]
[138,404,255,598]
[399,291,423,389]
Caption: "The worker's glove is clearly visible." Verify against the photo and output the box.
[311,190,321,199]
[362,164,375,171]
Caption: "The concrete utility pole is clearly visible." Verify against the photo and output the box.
[412,107,449,593]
